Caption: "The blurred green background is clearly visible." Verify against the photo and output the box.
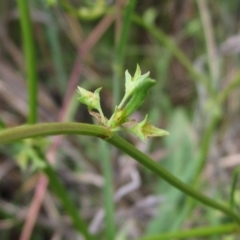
[0,0,240,239]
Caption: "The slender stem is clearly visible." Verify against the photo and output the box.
[99,2,135,230]
[107,134,240,224]
[118,93,130,109]
[107,92,128,127]
[218,70,240,104]
[99,140,115,239]
[113,0,136,105]
[138,223,239,240]
[230,165,240,210]
[197,0,218,84]
[43,161,95,240]
[17,0,38,124]
[132,14,214,96]
[193,115,220,184]
[0,123,240,224]
[98,107,107,125]
[0,123,111,145]
[41,0,67,93]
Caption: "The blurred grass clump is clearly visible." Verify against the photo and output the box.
[1,0,240,240]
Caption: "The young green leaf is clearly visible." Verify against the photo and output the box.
[77,87,102,111]
[77,87,106,124]
[119,65,151,109]
[124,77,155,117]
[125,65,150,96]
[128,115,169,143]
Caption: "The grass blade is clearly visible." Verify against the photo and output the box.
[17,0,38,124]
[230,165,240,210]
[113,0,137,105]
[43,160,95,240]
[99,140,115,239]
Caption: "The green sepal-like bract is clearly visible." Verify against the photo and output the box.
[124,65,150,100]
[77,87,106,125]
[124,77,155,117]
[127,115,169,143]
[119,65,153,109]
[77,87,102,111]
[15,139,47,171]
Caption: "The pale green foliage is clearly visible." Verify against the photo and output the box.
[77,87,106,125]
[77,87,102,111]
[128,115,169,143]
[78,0,107,20]
[16,139,47,171]
[44,0,57,7]
[77,65,169,142]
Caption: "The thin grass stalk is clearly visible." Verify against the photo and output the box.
[42,160,95,240]
[132,14,214,96]
[138,223,240,240]
[218,70,240,104]
[197,0,219,84]
[230,165,240,210]
[193,115,220,184]
[99,140,115,239]
[41,0,67,93]
[113,0,136,105]
[17,0,38,124]
[105,1,136,236]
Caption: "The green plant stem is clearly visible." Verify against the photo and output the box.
[110,3,136,236]
[197,0,218,84]
[99,140,115,240]
[230,165,240,210]
[132,14,213,96]
[0,123,240,224]
[17,0,38,124]
[0,123,110,144]
[107,134,240,224]
[138,223,239,240]
[41,0,67,93]
[193,115,220,184]
[43,161,95,240]
[218,70,240,104]
[113,0,136,105]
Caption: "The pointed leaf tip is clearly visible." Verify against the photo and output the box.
[77,86,102,111]
[127,115,169,143]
